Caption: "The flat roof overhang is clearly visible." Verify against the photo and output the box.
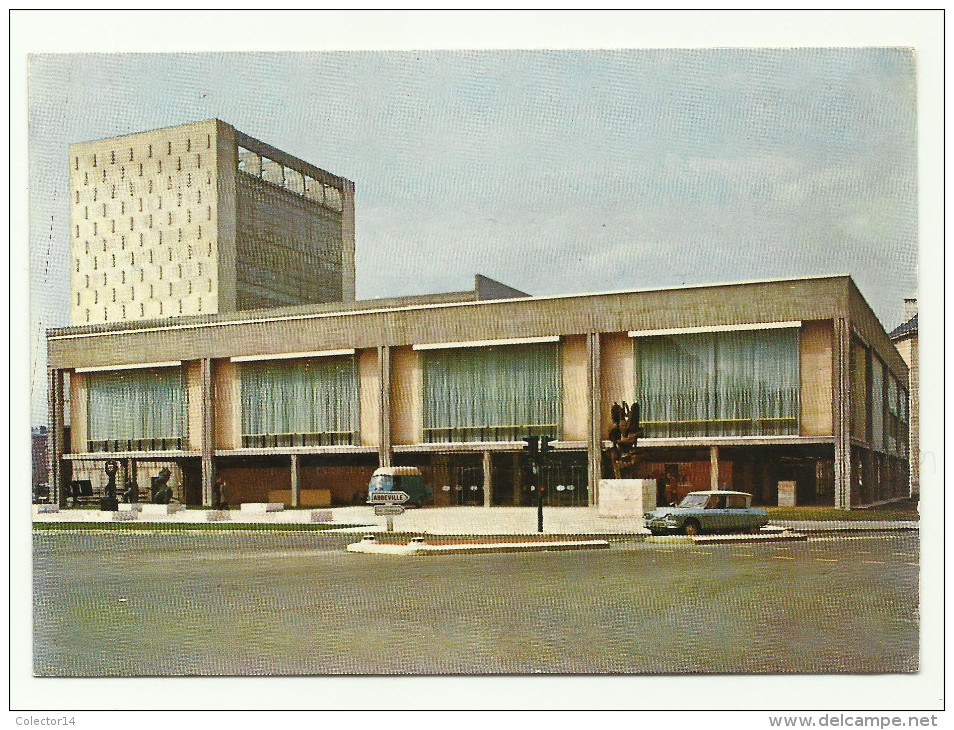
[49,275,853,367]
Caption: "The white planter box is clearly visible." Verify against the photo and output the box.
[598,479,655,518]
[239,503,284,513]
[140,503,186,516]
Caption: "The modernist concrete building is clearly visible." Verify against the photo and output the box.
[46,274,909,510]
[890,299,919,497]
[69,120,355,325]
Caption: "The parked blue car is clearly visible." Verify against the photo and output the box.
[644,490,769,536]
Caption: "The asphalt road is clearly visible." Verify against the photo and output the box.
[33,531,919,675]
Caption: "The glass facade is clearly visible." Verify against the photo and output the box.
[87,367,186,451]
[423,343,561,443]
[240,356,358,447]
[850,339,869,440]
[635,328,800,438]
[887,376,899,454]
[236,146,344,211]
[871,356,884,452]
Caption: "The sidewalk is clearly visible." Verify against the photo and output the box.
[32,505,647,535]
[32,504,918,536]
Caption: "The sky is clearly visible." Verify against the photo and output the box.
[28,47,918,424]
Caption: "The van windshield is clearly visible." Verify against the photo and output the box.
[369,475,392,492]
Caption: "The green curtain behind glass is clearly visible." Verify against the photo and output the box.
[240,356,357,445]
[636,328,799,438]
[423,343,561,442]
[87,368,186,445]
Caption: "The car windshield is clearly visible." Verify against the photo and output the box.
[678,494,709,509]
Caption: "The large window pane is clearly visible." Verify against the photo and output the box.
[261,156,284,186]
[871,357,884,452]
[636,328,799,438]
[240,356,358,447]
[887,376,899,453]
[87,367,186,451]
[850,340,869,440]
[284,166,304,194]
[423,343,560,443]
[237,147,261,177]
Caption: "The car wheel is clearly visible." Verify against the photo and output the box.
[747,526,761,535]
[683,519,700,536]
[417,498,426,509]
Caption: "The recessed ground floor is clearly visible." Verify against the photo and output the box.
[60,442,909,509]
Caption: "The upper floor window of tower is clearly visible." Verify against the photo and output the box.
[238,147,261,177]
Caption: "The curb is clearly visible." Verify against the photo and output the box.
[646,531,808,546]
[770,521,918,534]
[346,535,612,556]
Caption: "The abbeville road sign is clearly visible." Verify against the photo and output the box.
[368,491,410,505]
[374,504,406,517]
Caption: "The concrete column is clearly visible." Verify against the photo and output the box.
[710,446,720,490]
[482,450,492,507]
[200,358,215,507]
[378,345,392,468]
[48,368,66,507]
[129,460,138,500]
[340,179,356,303]
[586,332,602,507]
[290,454,300,508]
[834,317,852,509]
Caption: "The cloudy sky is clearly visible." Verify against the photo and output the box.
[28,46,918,423]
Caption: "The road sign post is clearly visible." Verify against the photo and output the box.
[373,504,405,516]
[368,491,410,504]
[369,492,409,532]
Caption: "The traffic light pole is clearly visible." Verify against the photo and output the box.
[524,435,554,534]
[537,474,544,533]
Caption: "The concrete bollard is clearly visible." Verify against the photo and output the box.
[310,510,333,523]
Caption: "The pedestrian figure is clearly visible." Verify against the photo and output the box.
[213,478,229,510]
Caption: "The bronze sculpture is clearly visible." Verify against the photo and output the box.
[100,460,120,511]
[608,400,644,479]
[151,466,174,504]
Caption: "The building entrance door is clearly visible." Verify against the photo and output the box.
[453,465,483,505]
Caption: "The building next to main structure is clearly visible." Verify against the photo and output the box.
[69,119,355,325]
[47,272,910,510]
[890,299,918,497]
